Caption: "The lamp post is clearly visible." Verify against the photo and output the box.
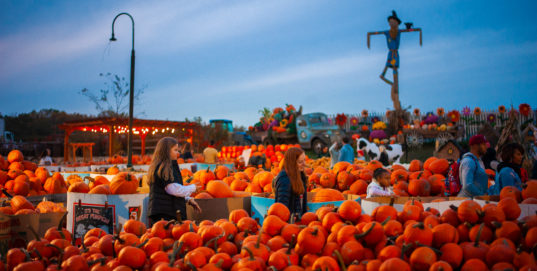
[110,12,135,168]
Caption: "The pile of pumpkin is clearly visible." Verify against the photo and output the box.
[218,144,299,167]
[0,150,141,198]
[7,196,537,271]
[0,192,65,215]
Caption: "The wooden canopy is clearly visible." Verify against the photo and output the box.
[59,117,202,162]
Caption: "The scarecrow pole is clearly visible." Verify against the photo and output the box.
[367,10,422,131]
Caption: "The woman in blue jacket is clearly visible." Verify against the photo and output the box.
[489,143,525,194]
[273,147,307,221]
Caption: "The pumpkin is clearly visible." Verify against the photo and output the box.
[206,180,233,198]
[88,176,109,190]
[267,203,291,222]
[522,180,537,200]
[497,197,521,220]
[89,184,111,194]
[12,175,29,196]
[337,200,361,223]
[500,186,522,202]
[409,246,437,271]
[423,157,438,171]
[408,178,430,196]
[390,169,408,184]
[7,150,23,163]
[319,173,336,188]
[457,200,483,224]
[21,161,37,171]
[118,246,146,269]
[333,162,351,174]
[195,192,214,199]
[106,165,120,175]
[379,258,411,271]
[432,223,459,248]
[429,158,449,174]
[199,168,216,185]
[110,173,139,194]
[8,162,24,171]
[311,189,344,203]
[68,181,90,193]
[10,195,35,212]
[36,200,65,213]
[35,167,49,183]
[297,226,325,254]
[408,160,422,172]
[349,179,368,195]
[44,176,67,194]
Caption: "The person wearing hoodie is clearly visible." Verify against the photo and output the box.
[488,142,525,195]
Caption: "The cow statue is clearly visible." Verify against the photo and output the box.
[356,138,403,165]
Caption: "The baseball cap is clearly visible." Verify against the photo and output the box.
[469,134,488,146]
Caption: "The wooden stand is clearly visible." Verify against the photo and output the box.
[69,143,95,163]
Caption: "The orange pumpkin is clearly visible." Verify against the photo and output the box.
[89,184,111,194]
[311,189,344,202]
[68,182,90,193]
[206,180,233,198]
[106,166,120,175]
[44,176,67,194]
[429,158,449,174]
[110,173,139,194]
[7,150,23,163]
[408,160,422,172]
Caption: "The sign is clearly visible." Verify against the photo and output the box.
[72,202,115,243]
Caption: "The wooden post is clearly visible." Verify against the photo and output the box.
[140,133,147,156]
[108,125,114,158]
[63,130,72,162]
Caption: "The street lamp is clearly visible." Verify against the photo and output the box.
[110,12,135,168]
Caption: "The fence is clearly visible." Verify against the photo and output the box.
[328,108,536,141]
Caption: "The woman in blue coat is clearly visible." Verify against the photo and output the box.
[489,143,525,195]
[273,147,307,221]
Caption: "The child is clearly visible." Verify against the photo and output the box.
[366,168,394,198]
[147,137,202,225]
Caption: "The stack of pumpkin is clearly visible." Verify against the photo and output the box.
[218,144,299,167]
[7,197,537,271]
[0,192,65,215]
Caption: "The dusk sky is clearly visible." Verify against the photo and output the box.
[1,0,536,127]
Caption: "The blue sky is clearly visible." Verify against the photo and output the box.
[1,0,536,127]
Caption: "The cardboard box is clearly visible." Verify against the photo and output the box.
[38,212,67,238]
[66,192,148,244]
[186,197,251,223]
[0,213,40,256]
[474,195,536,220]
[361,196,469,215]
[250,193,361,224]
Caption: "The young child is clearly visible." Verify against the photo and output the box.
[147,137,202,225]
[366,168,394,198]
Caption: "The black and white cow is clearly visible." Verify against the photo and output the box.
[356,138,403,165]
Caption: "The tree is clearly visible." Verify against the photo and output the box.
[79,73,145,117]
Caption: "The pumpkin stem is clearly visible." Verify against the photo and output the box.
[21,248,32,262]
[46,244,64,263]
[491,221,502,229]
[415,242,443,255]
[412,222,425,229]
[189,223,194,233]
[136,239,149,248]
[176,210,183,223]
[33,248,43,260]
[269,266,278,271]
[87,257,106,267]
[476,209,485,218]
[255,230,263,249]
[206,233,224,251]
[401,243,412,259]
[286,234,296,255]
[474,223,484,247]
[186,262,198,271]
[355,222,376,240]
[449,205,458,211]
[215,258,224,268]
[243,246,255,260]
[389,197,395,206]
[169,241,183,267]
[165,220,176,229]
[381,217,391,226]
[1,188,13,199]
[332,250,347,271]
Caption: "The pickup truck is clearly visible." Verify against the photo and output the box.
[250,112,344,154]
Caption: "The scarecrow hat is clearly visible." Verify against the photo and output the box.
[387,10,401,24]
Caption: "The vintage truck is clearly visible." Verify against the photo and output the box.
[250,112,344,154]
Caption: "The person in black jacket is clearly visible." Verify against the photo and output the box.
[273,147,307,221]
[180,142,193,160]
[148,137,201,225]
